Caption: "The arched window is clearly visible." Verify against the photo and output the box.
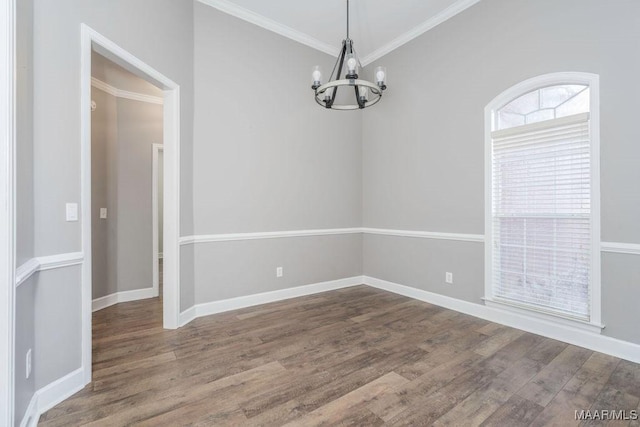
[484,73,601,329]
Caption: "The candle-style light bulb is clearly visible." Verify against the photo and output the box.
[311,66,322,89]
[359,86,368,101]
[374,66,387,90]
[347,58,357,72]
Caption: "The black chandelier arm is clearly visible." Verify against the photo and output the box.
[328,42,347,108]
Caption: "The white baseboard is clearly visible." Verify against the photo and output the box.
[92,287,156,312]
[363,276,640,364]
[179,276,363,326]
[179,306,197,327]
[19,390,38,427]
[23,367,84,426]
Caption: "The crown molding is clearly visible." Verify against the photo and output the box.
[360,0,481,65]
[90,77,117,97]
[196,0,337,57]
[91,77,163,105]
[196,0,481,66]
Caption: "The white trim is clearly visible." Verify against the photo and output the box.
[0,0,16,423]
[362,227,484,243]
[363,276,640,364]
[360,0,481,65]
[90,77,117,96]
[196,0,337,57]
[180,227,363,245]
[601,241,640,256]
[178,306,197,327]
[36,252,84,271]
[80,24,93,389]
[180,228,638,257]
[18,391,37,427]
[81,25,182,391]
[92,287,156,312]
[15,259,40,287]
[490,111,590,139]
[34,368,84,420]
[482,298,604,334]
[180,227,483,245]
[91,77,163,105]
[152,144,163,298]
[484,72,602,326]
[179,276,363,327]
[91,293,119,313]
[15,253,84,289]
[162,86,181,331]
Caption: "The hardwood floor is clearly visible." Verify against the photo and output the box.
[39,285,640,426]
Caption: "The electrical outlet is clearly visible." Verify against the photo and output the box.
[26,349,32,379]
[276,267,283,278]
[100,208,107,219]
[445,272,453,284]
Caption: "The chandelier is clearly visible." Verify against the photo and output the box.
[311,0,387,110]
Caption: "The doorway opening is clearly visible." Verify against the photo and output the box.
[81,24,180,385]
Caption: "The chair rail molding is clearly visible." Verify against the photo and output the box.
[601,241,640,255]
[15,253,85,288]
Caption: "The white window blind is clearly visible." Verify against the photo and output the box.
[490,112,592,321]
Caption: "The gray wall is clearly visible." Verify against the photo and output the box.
[14,278,35,426]
[34,267,82,389]
[15,0,36,422]
[91,87,118,299]
[29,0,194,391]
[195,234,363,303]
[16,0,34,267]
[191,4,363,304]
[362,0,640,344]
[116,97,163,292]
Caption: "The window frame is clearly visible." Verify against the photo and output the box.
[484,72,602,331]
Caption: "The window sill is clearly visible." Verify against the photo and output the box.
[482,297,605,334]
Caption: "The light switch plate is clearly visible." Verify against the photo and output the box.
[66,203,78,221]
[100,208,107,219]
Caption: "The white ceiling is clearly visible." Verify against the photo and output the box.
[197,0,481,65]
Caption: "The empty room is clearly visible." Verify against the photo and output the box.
[2,0,640,425]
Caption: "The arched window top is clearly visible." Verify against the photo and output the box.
[496,84,589,130]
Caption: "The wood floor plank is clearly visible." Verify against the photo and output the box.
[480,394,545,427]
[83,361,287,426]
[517,345,593,407]
[282,372,407,427]
[607,360,640,399]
